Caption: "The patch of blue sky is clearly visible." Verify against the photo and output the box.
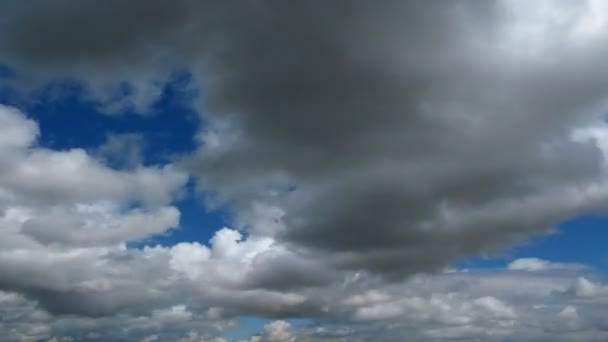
[223,317,272,340]
[456,214,608,273]
[22,72,198,162]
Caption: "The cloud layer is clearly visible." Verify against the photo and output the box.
[2,1,608,340]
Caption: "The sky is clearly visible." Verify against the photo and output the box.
[1,1,608,341]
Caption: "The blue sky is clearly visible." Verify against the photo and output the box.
[458,215,608,272]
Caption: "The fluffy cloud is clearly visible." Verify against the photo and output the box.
[186,0,608,276]
[0,107,186,207]
[0,106,187,315]
[96,133,145,169]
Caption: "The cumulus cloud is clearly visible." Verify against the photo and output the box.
[0,109,186,206]
[181,0,608,279]
[563,277,608,299]
[507,258,585,273]
[0,106,187,315]
[0,102,321,321]
[96,133,145,169]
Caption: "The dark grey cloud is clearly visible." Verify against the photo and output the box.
[0,0,193,69]
[188,1,608,276]
[242,248,339,291]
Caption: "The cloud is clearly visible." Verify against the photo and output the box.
[19,204,180,247]
[3,255,608,341]
[183,0,608,277]
[96,133,145,169]
[563,277,608,299]
[507,258,585,272]
[0,108,186,207]
[241,321,296,342]
[0,105,38,149]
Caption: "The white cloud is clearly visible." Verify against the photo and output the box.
[473,296,516,320]
[0,107,187,207]
[0,105,38,150]
[19,203,180,246]
[152,305,193,323]
[242,321,295,342]
[565,277,608,298]
[0,106,186,248]
[558,305,579,321]
[508,258,555,272]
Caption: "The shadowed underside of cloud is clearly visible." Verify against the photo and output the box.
[2,0,608,340]
[2,248,608,341]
